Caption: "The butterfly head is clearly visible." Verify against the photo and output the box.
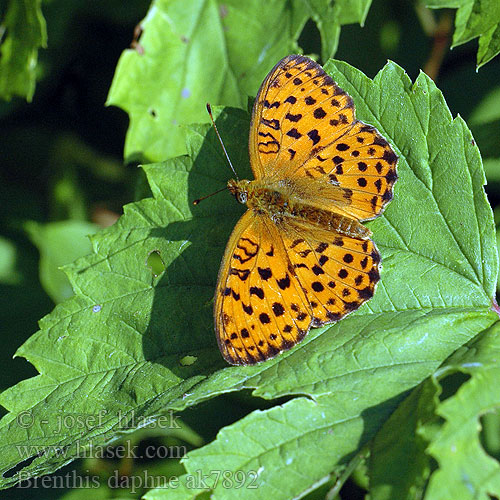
[228,179,251,205]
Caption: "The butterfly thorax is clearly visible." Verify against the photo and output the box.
[228,178,370,240]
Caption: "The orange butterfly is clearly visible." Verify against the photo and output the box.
[214,55,397,365]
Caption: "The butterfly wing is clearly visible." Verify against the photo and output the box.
[214,211,312,365]
[215,212,381,365]
[280,221,380,327]
[290,122,398,220]
[249,54,397,220]
[249,54,352,179]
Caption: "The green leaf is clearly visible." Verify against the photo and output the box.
[497,223,500,292]
[326,60,498,300]
[369,320,500,500]
[0,60,497,496]
[0,0,47,102]
[302,0,372,61]
[0,235,21,285]
[483,157,500,184]
[426,0,500,68]
[25,220,98,303]
[369,379,438,500]
[107,0,372,164]
[423,323,500,499]
[106,0,309,163]
[477,21,500,67]
[470,86,500,125]
[148,310,495,500]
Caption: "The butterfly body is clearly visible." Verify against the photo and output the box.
[214,55,398,365]
[228,178,371,240]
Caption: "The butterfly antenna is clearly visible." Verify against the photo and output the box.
[193,186,228,205]
[206,103,239,181]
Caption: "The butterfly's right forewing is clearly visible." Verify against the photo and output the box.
[249,55,398,222]
[249,54,354,179]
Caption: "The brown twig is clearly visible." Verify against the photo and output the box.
[421,9,453,81]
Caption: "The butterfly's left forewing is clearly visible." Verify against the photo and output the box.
[215,212,312,365]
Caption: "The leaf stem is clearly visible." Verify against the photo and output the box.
[325,446,369,500]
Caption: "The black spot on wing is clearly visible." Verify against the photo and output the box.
[316,242,328,253]
[285,113,302,122]
[287,128,302,139]
[386,169,397,183]
[259,312,271,324]
[343,253,353,263]
[307,130,320,145]
[383,149,398,165]
[272,302,285,316]
[358,287,374,299]
[261,118,280,130]
[313,107,326,119]
[277,274,291,290]
[230,268,250,281]
[250,286,264,299]
[242,303,253,315]
[368,268,380,282]
[312,265,324,275]
[290,238,304,248]
[258,267,272,280]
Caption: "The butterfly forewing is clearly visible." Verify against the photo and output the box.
[215,212,311,365]
[249,55,356,179]
[250,55,398,220]
[296,121,398,220]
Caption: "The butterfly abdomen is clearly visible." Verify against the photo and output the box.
[289,204,371,240]
[242,181,370,240]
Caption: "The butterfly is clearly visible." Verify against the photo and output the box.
[213,55,398,365]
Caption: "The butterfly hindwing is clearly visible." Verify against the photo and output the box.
[215,213,381,365]
[282,222,380,326]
